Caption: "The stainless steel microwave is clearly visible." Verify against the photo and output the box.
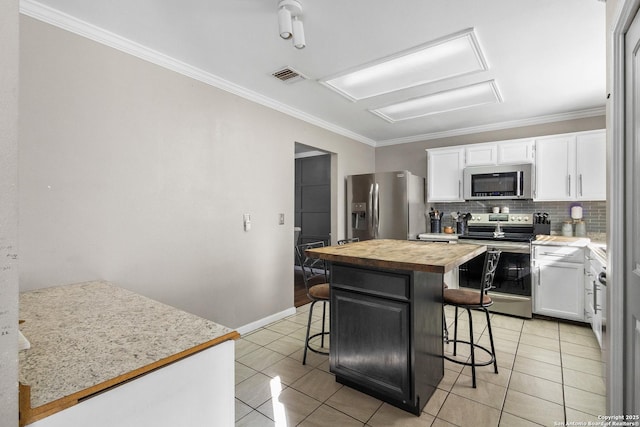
[463,164,533,200]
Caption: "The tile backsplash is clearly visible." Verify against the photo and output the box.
[429,200,606,234]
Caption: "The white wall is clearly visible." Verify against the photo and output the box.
[0,0,19,425]
[18,16,374,329]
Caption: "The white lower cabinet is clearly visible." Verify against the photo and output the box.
[533,245,585,321]
[585,249,606,347]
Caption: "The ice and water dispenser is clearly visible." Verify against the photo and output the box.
[351,202,367,230]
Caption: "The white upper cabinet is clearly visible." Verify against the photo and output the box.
[534,130,605,201]
[464,139,533,166]
[534,135,576,200]
[427,148,464,202]
[576,130,606,200]
[465,144,497,166]
[497,139,534,164]
[426,130,603,203]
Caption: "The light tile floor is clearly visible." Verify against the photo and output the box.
[235,303,605,427]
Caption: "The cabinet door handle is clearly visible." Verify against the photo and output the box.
[567,175,571,196]
[458,180,461,199]
[593,282,599,314]
[579,174,583,196]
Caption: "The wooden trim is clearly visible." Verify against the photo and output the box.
[19,331,239,426]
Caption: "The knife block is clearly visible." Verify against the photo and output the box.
[533,223,551,236]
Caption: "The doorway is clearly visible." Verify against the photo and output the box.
[294,143,332,307]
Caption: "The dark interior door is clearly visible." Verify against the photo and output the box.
[295,154,331,246]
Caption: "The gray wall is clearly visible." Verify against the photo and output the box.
[375,116,606,177]
[18,16,375,329]
[0,0,19,424]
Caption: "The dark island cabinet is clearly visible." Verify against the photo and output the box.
[329,262,444,415]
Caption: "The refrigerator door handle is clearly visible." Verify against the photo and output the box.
[373,183,380,238]
[369,183,374,237]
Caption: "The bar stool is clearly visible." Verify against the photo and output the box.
[295,241,330,365]
[443,249,501,388]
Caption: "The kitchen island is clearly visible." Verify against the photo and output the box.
[18,281,239,427]
[306,239,485,415]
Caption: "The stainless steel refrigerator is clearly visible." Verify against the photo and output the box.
[347,171,426,241]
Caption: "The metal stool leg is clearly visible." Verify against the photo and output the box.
[320,301,327,348]
[453,306,459,355]
[302,300,316,365]
[484,308,498,374]
[443,308,449,343]
[468,308,476,388]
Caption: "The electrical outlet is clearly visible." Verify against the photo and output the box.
[279,213,285,225]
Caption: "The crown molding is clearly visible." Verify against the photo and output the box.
[375,107,606,147]
[19,0,377,147]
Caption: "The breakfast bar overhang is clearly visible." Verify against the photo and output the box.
[306,239,486,415]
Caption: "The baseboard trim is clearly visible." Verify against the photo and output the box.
[236,307,297,336]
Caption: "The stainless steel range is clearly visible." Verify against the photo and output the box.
[458,213,534,318]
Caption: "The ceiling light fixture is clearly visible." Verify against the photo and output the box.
[292,16,306,49]
[370,80,502,122]
[278,0,305,49]
[321,29,487,101]
[278,5,292,39]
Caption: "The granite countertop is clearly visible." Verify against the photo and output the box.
[19,281,239,424]
[306,239,486,274]
[533,235,591,247]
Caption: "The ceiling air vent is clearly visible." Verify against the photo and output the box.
[271,67,307,84]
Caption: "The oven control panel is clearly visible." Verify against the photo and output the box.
[468,213,533,225]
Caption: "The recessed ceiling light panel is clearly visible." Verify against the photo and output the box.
[370,80,502,123]
[321,28,488,101]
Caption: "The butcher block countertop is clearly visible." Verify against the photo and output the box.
[306,239,486,274]
[18,281,239,426]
